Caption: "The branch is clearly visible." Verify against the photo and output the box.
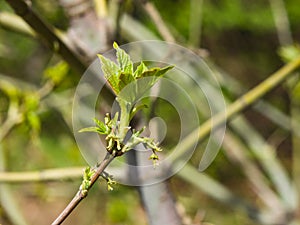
[222,130,283,211]
[5,0,86,74]
[0,144,29,225]
[269,0,293,46]
[141,1,175,43]
[188,0,204,47]
[177,164,264,223]
[170,56,300,166]
[0,12,35,37]
[5,0,115,103]
[51,152,115,225]
[0,167,83,183]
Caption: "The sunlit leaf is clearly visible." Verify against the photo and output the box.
[79,118,109,134]
[97,54,120,94]
[119,72,135,90]
[113,42,133,74]
[134,61,148,78]
[139,65,174,78]
[94,118,109,134]
[79,127,99,133]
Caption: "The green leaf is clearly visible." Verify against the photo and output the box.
[97,54,120,94]
[129,104,148,120]
[119,72,135,90]
[79,118,109,134]
[94,118,109,134]
[134,61,148,78]
[139,65,174,78]
[113,42,133,74]
[79,127,100,133]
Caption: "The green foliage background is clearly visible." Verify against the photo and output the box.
[0,0,300,225]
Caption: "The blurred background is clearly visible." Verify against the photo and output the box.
[0,0,300,224]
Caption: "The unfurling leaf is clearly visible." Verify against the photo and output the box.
[97,54,120,94]
[134,61,148,78]
[98,43,174,97]
[94,43,174,160]
[79,127,100,133]
[119,72,135,90]
[139,65,174,78]
[94,118,109,134]
[79,118,109,134]
[113,42,133,74]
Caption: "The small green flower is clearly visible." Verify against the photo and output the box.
[107,176,117,191]
[149,153,159,168]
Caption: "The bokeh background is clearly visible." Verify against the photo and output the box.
[0,0,300,224]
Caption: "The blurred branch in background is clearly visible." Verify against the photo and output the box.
[1,0,300,224]
[141,0,175,43]
[59,0,111,57]
[0,80,28,225]
[188,0,204,47]
[0,144,28,225]
[269,0,300,207]
[0,167,83,183]
[5,0,115,103]
[5,0,87,75]
[0,11,35,37]
[269,0,293,46]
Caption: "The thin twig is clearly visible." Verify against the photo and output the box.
[0,167,118,183]
[0,144,29,225]
[5,0,115,103]
[0,167,83,183]
[222,130,283,212]
[51,152,115,225]
[0,12,35,37]
[169,56,300,166]
[5,0,87,75]
[0,98,23,141]
[269,0,293,46]
[177,164,263,223]
[188,0,203,47]
[142,1,175,43]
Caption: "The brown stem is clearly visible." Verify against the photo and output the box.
[51,152,115,225]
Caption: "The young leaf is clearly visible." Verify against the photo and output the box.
[79,127,100,133]
[94,118,109,134]
[97,54,120,94]
[139,65,174,78]
[134,61,148,78]
[113,42,133,74]
[79,118,109,134]
[119,72,135,90]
